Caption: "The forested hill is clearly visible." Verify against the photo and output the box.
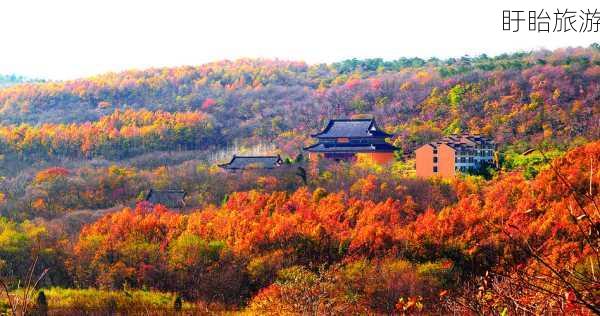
[0,45,598,160]
[0,45,598,315]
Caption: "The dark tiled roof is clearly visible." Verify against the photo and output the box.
[304,142,397,153]
[312,119,392,138]
[427,133,495,150]
[219,155,283,170]
[145,189,186,209]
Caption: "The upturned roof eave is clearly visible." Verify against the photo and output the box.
[311,133,394,139]
[303,143,398,153]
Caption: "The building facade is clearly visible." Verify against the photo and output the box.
[415,134,496,177]
[304,118,397,164]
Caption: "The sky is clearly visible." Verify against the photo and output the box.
[0,0,598,80]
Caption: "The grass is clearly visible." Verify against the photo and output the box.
[3,287,205,313]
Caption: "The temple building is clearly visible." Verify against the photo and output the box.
[218,155,283,172]
[304,118,397,164]
[415,134,496,178]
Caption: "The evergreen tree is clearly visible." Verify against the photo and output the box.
[36,291,48,316]
[173,295,182,312]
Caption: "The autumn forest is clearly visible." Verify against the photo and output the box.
[0,45,598,314]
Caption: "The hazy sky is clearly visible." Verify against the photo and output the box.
[0,0,598,80]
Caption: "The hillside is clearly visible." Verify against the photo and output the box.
[0,45,599,314]
[0,45,598,168]
[2,140,598,314]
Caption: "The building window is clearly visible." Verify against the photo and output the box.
[433,157,438,163]
[433,149,438,154]
[433,166,438,173]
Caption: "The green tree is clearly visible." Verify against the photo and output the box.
[448,84,465,110]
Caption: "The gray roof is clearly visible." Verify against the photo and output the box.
[312,119,392,138]
[145,189,186,209]
[427,134,495,150]
[304,142,397,153]
[219,155,283,170]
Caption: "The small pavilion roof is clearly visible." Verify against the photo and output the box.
[218,155,283,170]
[145,189,186,209]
